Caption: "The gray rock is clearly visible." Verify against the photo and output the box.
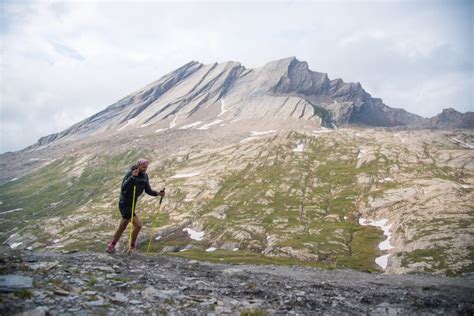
[110,292,128,305]
[28,262,58,271]
[53,288,70,296]
[18,306,49,316]
[143,286,159,300]
[161,246,182,253]
[222,268,243,275]
[0,275,33,292]
[84,299,107,307]
[95,266,115,273]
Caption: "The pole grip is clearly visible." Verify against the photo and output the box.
[159,187,165,204]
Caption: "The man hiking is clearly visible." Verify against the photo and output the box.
[107,159,165,254]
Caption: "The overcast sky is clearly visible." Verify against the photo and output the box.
[0,0,472,153]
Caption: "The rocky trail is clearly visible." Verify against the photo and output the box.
[1,246,473,315]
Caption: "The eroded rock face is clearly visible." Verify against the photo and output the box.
[0,246,473,315]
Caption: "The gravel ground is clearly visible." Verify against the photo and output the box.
[1,247,473,315]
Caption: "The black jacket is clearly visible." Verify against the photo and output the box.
[119,168,158,206]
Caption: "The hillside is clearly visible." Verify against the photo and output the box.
[1,124,473,275]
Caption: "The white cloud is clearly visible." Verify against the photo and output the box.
[0,0,472,153]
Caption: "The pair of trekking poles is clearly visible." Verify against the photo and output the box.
[128,185,165,254]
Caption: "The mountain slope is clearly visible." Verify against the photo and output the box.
[1,126,473,275]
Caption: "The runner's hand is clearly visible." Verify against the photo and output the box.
[132,168,139,177]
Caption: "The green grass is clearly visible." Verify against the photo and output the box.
[187,133,386,272]
[396,248,471,275]
[0,150,148,241]
[168,249,332,268]
[241,309,268,316]
[88,276,97,287]
[14,289,32,299]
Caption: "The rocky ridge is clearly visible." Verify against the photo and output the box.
[23,57,472,152]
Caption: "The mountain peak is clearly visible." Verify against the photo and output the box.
[441,107,459,114]
[262,56,298,70]
[24,57,473,151]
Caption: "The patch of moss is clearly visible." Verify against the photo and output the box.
[15,289,32,299]
[241,308,268,316]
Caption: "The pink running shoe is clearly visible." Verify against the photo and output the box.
[106,244,116,254]
[128,246,137,255]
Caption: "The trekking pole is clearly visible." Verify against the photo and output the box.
[128,185,137,252]
[147,188,165,254]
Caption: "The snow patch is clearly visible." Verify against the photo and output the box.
[205,247,217,252]
[183,228,205,241]
[170,172,200,179]
[10,178,18,182]
[240,137,260,143]
[179,121,203,129]
[169,115,178,128]
[198,120,223,130]
[379,177,394,183]
[10,242,23,249]
[452,138,474,149]
[293,143,304,152]
[155,236,162,241]
[313,129,331,134]
[240,130,277,143]
[218,98,228,117]
[375,254,390,270]
[251,130,276,136]
[0,208,23,215]
[232,248,239,251]
[154,128,168,134]
[117,118,137,131]
[359,218,394,270]
[53,239,60,243]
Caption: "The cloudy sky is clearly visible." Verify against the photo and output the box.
[0,0,472,153]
